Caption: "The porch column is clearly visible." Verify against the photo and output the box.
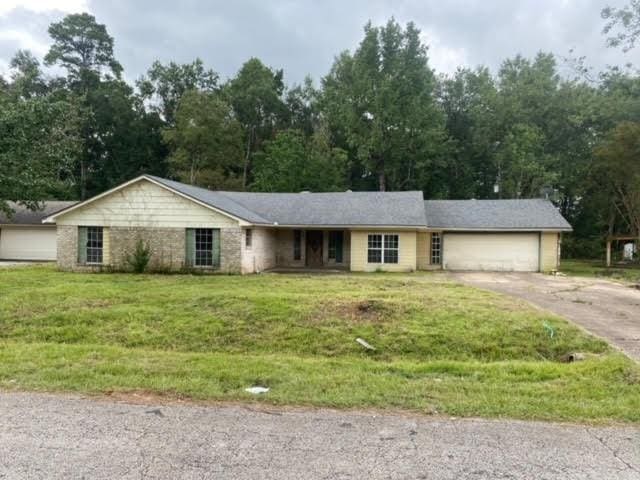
[606,240,612,267]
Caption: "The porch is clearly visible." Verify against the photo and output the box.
[274,229,351,270]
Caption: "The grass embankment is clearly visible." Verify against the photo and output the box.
[0,265,638,423]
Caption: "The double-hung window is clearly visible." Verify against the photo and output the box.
[78,226,103,264]
[431,233,441,265]
[367,233,399,264]
[186,228,220,268]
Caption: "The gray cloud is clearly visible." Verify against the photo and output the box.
[0,0,635,86]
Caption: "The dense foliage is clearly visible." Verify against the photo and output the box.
[1,9,640,256]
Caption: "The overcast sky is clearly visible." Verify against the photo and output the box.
[0,0,636,86]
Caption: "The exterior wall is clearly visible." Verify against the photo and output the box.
[55,179,243,273]
[350,230,417,272]
[57,225,242,273]
[241,227,277,273]
[540,232,560,271]
[276,229,306,267]
[56,179,239,229]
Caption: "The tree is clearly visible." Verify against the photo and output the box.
[8,50,48,99]
[0,95,82,215]
[322,19,447,191]
[225,58,287,188]
[252,127,347,192]
[162,90,244,188]
[594,122,640,237]
[44,13,122,90]
[137,59,218,125]
[602,0,640,51]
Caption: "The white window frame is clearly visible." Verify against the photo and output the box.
[367,233,399,264]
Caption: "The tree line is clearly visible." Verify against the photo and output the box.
[1,7,640,257]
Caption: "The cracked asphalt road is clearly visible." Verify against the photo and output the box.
[450,272,640,361]
[0,392,639,479]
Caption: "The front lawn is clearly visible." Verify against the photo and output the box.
[1,266,638,423]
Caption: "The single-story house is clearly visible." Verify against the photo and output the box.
[43,175,572,273]
[0,201,76,261]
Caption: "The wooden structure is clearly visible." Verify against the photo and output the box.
[606,235,639,267]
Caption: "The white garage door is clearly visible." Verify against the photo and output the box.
[0,227,57,261]
[443,233,539,272]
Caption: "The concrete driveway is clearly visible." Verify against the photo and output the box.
[1,392,639,480]
[451,272,640,360]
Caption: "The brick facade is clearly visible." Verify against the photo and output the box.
[57,225,242,273]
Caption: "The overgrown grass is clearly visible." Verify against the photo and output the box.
[0,265,638,423]
[561,259,640,283]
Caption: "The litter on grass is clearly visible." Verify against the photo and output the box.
[245,386,270,394]
[356,337,376,350]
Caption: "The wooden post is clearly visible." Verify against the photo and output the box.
[606,240,612,267]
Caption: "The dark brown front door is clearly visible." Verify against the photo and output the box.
[306,230,323,267]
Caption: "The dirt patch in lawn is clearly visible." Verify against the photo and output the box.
[311,299,397,324]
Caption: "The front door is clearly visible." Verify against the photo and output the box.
[306,230,324,267]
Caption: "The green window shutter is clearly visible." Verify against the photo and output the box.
[77,227,88,264]
[212,229,221,268]
[335,232,344,263]
[185,228,195,266]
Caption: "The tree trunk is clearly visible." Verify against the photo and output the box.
[80,158,87,200]
[377,156,386,192]
[242,126,255,191]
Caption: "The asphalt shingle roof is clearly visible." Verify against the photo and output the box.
[424,199,572,231]
[0,201,77,225]
[148,176,427,226]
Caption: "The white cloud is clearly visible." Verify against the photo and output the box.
[0,0,88,16]
[420,30,469,75]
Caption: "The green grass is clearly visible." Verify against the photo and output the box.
[0,265,638,423]
[561,259,640,283]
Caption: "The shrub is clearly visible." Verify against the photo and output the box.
[126,239,152,273]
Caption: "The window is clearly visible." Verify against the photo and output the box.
[367,234,399,264]
[245,229,252,249]
[186,228,220,268]
[431,232,441,265]
[328,231,344,263]
[293,230,302,260]
[78,226,103,264]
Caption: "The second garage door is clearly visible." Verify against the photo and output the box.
[0,226,57,261]
[443,232,539,272]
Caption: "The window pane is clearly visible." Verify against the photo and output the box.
[384,248,398,264]
[245,229,252,248]
[86,226,103,264]
[368,234,382,249]
[384,235,398,249]
[195,228,213,266]
[431,233,441,264]
[367,249,382,263]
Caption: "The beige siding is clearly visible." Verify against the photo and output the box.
[350,230,417,272]
[102,227,111,265]
[241,227,277,273]
[540,232,559,271]
[416,232,430,270]
[56,179,239,228]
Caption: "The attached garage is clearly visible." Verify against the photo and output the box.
[424,199,572,272]
[443,232,540,271]
[0,227,58,260]
[0,201,76,261]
